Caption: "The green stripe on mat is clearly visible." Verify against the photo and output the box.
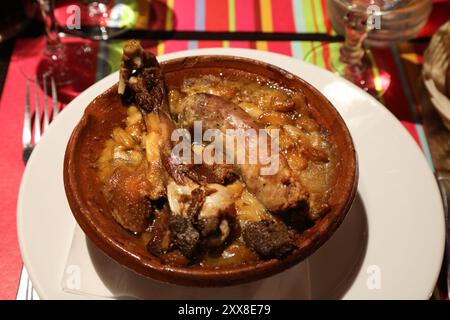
[229,0,236,32]
[303,1,325,68]
[109,41,125,72]
[291,0,306,59]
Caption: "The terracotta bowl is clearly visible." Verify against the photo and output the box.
[64,56,358,286]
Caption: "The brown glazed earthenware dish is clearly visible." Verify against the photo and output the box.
[64,56,358,286]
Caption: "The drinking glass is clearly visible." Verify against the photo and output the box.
[18,0,109,86]
[304,0,432,96]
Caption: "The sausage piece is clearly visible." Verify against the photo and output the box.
[179,93,308,213]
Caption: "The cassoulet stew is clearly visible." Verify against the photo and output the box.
[96,41,339,268]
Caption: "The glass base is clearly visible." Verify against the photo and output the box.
[304,43,390,98]
[19,38,111,88]
[54,0,136,40]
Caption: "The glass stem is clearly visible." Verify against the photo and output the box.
[339,12,369,69]
[38,0,63,55]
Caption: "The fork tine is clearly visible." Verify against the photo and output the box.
[51,77,59,117]
[22,80,31,147]
[34,78,41,144]
[42,75,49,132]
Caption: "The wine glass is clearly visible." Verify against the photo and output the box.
[304,0,432,97]
[19,0,140,86]
[18,0,111,87]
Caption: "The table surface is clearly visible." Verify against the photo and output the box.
[0,0,449,300]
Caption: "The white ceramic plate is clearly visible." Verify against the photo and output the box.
[17,48,445,299]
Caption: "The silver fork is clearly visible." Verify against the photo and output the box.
[22,76,59,164]
[18,76,59,300]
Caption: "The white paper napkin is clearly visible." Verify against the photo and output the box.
[60,224,313,299]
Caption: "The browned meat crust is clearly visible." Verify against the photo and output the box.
[158,110,238,187]
[103,167,152,233]
[278,202,314,232]
[179,93,308,213]
[119,40,167,113]
[146,205,171,256]
[169,215,200,258]
[186,163,238,185]
[242,220,296,259]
